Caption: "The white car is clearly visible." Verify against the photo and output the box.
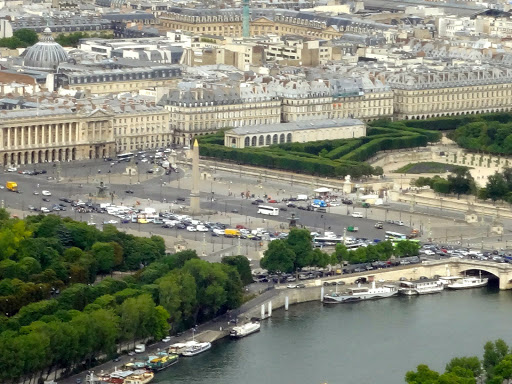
[396,221,405,226]
[186,226,197,232]
[141,158,149,163]
[104,220,118,224]
[162,336,171,342]
[41,207,50,213]
[33,191,39,195]
[287,284,297,289]
[196,225,208,232]
[351,212,363,218]
[41,190,51,196]
[7,167,17,172]
[329,202,340,207]
[423,250,435,256]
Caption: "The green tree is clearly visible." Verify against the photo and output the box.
[310,248,330,268]
[394,240,420,257]
[286,228,313,270]
[332,243,348,265]
[445,356,482,377]
[91,242,115,275]
[406,364,440,383]
[433,179,451,194]
[13,29,38,45]
[485,172,508,202]
[260,240,295,273]
[222,255,253,285]
[448,168,475,199]
[484,339,509,376]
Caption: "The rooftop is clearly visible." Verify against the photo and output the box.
[228,118,364,135]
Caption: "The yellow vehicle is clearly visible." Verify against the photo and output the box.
[138,218,148,224]
[6,181,17,192]
[224,229,240,238]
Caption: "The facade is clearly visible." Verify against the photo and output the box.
[224,118,366,149]
[385,67,512,120]
[159,8,395,42]
[158,86,281,145]
[0,108,114,166]
[0,97,171,166]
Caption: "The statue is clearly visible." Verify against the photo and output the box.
[344,175,351,183]
[97,181,108,198]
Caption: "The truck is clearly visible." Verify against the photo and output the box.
[134,344,146,353]
[6,181,17,192]
[347,226,359,232]
[297,194,308,201]
[224,228,241,238]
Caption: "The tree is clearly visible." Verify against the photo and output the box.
[222,255,253,285]
[286,228,313,270]
[485,172,508,202]
[260,240,295,273]
[433,179,451,195]
[310,248,330,268]
[445,356,482,378]
[91,242,115,275]
[331,243,348,265]
[405,364,440,383]
[13,29,38,45]
[395,240,420,257]
[448,168,475,199]
[484,339,509,376]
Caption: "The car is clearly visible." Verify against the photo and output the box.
[254,199,264,203]
[7,167,17,172]
[125,190,134,194]
[287,284,297,289]
[342,199,353,205]
[41,207,50,213]
[104,220,118,224]
[336,281,346,285]
[42,198,50,202]
[399,277,408,281]
[141,158,149,163]
[287,203,297,208]
[177,197,186,201]
[128,351,135,356]
[296,283,306,288]
[251,201,259,205]
[33,191,39,195]
[176,223,186,229]
[374,222,383,229]
[112,357,121,362]
[280,207,288,211]
[41,190,51,196]
[186,226,197,232]
[231,208,239,213]
[423,250,435,256]
[268,199,278,203]
[396,221,405,226]
[162,336,172,343]
[286,276,296,282]
[351,212,363,218]
[146,169,154,174]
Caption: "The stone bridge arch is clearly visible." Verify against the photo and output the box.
[456,265,506,289]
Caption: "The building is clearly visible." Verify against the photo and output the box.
[385,66,512,120]
[224,118,366,148]
[22,27,69,72]
[158,85,281,145]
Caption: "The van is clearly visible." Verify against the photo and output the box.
[138,218,148,224]
[134,344,145,353]
[351,212,363,218]
[224,229,240,237]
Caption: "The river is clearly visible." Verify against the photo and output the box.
[153,284,511,384]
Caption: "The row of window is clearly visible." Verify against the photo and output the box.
[242,133,293,147]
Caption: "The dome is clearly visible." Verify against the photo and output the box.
[23,27,68,71]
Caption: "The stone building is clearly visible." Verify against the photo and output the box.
[158,85,281,145]
[159,8,395,42]
[224,118,366,149]
[385,66,512,120]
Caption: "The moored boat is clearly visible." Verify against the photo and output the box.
[124,370,154,384]
[147,353,179,371]
[182,342,212,356]
[399,279,444,295]
[446,276,488,290]
[230,321,260,338]
[323,282,398,303]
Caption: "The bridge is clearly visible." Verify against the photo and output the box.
[343,259,512,290]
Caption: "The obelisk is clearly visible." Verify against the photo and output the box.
[189,139,201,214]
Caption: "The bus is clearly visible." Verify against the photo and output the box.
[117,152,134,161]
[313,238,366,249]
[257,205,279,216]
[385,231,407,240]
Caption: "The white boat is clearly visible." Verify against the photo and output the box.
[230,322,260,338]
[182,342,212,356]
[323,282,398,303]
[399,279,444,295]
[446,276,488,290]
[438,276,463,286]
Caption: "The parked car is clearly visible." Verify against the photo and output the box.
[351,212,363,218]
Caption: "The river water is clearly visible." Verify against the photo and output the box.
[154,284,512,384]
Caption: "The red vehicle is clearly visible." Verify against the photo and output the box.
[268,199,278,203]
[236,224,247,229]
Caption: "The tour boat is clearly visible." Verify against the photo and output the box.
[147,353,179,371]
[123,370,154,384]
[182,342,212,356]
[323,282,398,303]
[169,340,200,355]
[230,321,261,338]
[399,279,444,295]
[446,276,488,290]
[438,276,463,286]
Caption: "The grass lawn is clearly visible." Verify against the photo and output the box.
[394,162,469,174]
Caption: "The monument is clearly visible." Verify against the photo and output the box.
[189,139,201,214]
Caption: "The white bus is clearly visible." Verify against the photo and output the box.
[117,152,134,161]
[385,231,407,240]
[257,205,279,216]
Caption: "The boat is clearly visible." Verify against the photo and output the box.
[147,353,179,371]
[182,342,212,356]
[446,275,488,290]
[438,276,463,286]
[399,279,444,295]
[323,281,398,303]
[124,370,154,384]
[230,321,260,338]
[169,340,199,355]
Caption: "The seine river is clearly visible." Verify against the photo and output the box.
[154,284,512,384]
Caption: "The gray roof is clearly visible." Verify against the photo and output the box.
[229,118,364,135]
[23,27,68,71]
[0,108,74,121]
